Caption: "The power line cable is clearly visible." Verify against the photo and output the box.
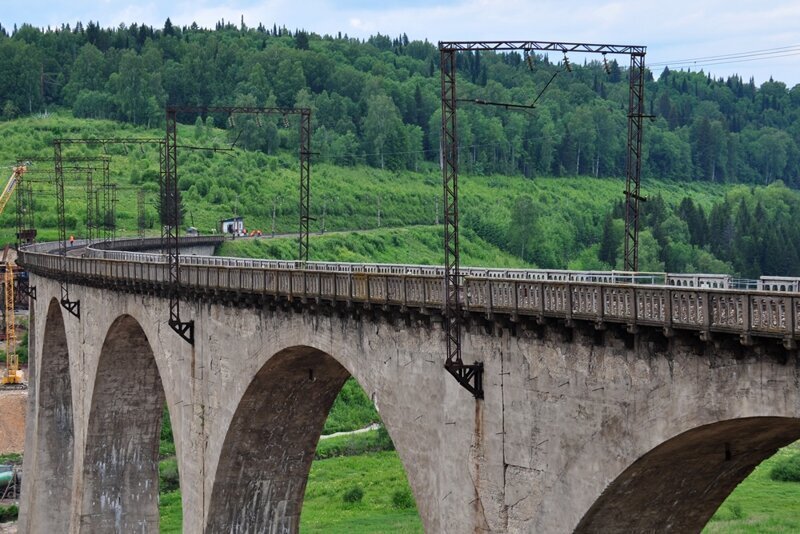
[650,44,800,69]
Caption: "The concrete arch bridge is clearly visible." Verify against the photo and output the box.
[16,237,800,533]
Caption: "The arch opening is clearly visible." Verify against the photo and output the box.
[575,417,800,533]
[24,298,74,531]
[79,314,176,531]
[207,346,422,532]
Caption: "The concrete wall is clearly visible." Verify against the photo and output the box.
[19,276,800,533]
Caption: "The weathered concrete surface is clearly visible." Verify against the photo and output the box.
[18,299,73,533]
[78,315,164,531]
[19,276,800,533]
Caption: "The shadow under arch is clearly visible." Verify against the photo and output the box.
[79,314,168,531]
[206,345,361,532]
[575,416,800,532]
[25,298,74,531]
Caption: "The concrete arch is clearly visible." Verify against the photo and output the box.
[78,314,167,531]
[575,417,800,532]
[22,298,74,532]
[208,344,408,532]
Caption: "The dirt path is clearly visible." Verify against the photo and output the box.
[319,423,381,440]
[0,391,26,455]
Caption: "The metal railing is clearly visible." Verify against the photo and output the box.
[18,241,800,344]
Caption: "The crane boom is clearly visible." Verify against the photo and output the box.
[0,167,26,387]
[0,166,25,218]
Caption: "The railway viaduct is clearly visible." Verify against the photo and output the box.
[15,238,800,533]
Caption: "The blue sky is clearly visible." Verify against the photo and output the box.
[3,0,800,85]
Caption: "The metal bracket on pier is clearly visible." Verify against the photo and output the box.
[60,297,80,319]
[16,277,36,301]
[445,361,484,399]
[169,318,194,345]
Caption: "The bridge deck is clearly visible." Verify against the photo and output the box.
[18,238,800,347]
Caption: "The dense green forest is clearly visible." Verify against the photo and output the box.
[1,20,800,186]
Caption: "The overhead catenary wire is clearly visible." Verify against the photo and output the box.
[650,44,800,71]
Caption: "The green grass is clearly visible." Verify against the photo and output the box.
[153,449,422,533]
[300,451,423,533]
[218,225,530,268]
[0,453,22,465]
[704,444,800,533]
[0,504,18,522]
[159,490,183,533]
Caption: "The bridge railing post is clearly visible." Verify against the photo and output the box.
[701,291,711,338]
[565,282,573,325]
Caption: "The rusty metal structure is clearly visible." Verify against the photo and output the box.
[439,40,647,398]
[164,106,312,344]
[137,189,146,239]
[30,153,114,315]
[53,140,167,318]
[16,179,34,246]
[105,183,118,243]
[623,53,647,272]
[17,156,111,248]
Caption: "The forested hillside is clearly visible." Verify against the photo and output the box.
[1,113,800,278]
[1,20,800,185]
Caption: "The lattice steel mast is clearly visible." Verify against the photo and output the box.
[623,52,647,271]
[439,40,647,398]
[164,106,313,344]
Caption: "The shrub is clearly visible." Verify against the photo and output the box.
[0,504,18,522]
[392,488,414,509]
[0,453,21,465]
[770,452,800,482]
[159,458,180,493]
[342,485,364,504]
[728,502,745,520]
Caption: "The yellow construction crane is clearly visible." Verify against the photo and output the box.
[0,166,25,217]
[1,262,22,386]
[0,166,26,387]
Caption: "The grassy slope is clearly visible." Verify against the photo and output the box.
[159,490,182,533]
[704,445,800,533]
[218,224,529,267]
[0,114,731,262]
[324,377,381,435]
[301,451,423,534]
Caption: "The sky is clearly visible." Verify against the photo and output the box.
[3,0,800,86]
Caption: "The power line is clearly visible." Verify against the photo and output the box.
[657,51,800,73]
[651,43,800,65]
[650,44,800,69]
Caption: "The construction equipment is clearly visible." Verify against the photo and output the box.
[0,166,26,387]
[1,262,23,387]
[0,166,25,217]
